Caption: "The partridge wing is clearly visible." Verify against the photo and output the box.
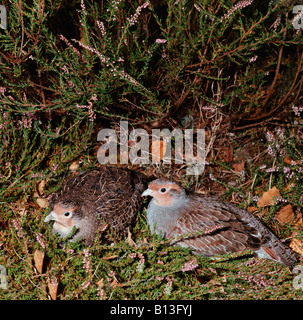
[167,195,262,256]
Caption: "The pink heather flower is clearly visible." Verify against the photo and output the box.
[80,0,87,15]
[194,3,201,11]
[97,289,105,300]
[128,252,137,259]
[155,39,167,44]
[202,105,217,112]
[51,163,59,172]
[267,145,276,157]
[75,40,108,64]
[81,280,90,290]
[246,274,273,288]
[265,166,279,173]
[36,233,46,249]
[62,65,69,74]
[249,55,258,63]
[221,0,254,21]
[0,87,6,95]
[97,20,106,36]
[275,127,285,141]
[127,2,149,26]
[209,173,216,181]
[91,94,98,101]
[60,35,87,63]
[292,105,303,116]
[12,218,24,238]
[65,248,74,255]
[251,195,260,202]
[98,224,108,233]
[83,248,91,273]
[76,102,96,122]
[181,259,199,272]
[266,131,275,142]
[108,270,116,278]
[271,16,281,31]
[67,81,76,89]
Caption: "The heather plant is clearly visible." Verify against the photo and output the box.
[0,0,303,299]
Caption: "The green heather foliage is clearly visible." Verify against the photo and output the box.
[0,0,303,299]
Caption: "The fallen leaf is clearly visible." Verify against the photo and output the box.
[34,250,44,274]
[284,157,300,165]
[290,234,303,256]
[283,183,296,192]
[110,278,119,288]
[96,278,104,289]
[36,198,48,208]
[125,229,136,247]
[102,254,119,260]
[48,279,58,300]
[293,213,303,230]
[275,204,294,226]
[257,186,281,207]
[247,207,258,213]
[232,160,245,172]
[151,140,167,162]
[69,161,79,171]
[218,146,233,163]
[34,180,46,198]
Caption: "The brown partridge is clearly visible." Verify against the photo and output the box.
[142,178,298,268]
[44,166,147,245]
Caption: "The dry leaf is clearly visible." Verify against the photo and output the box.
[283,183,296,192]
[110,278,119,288]
[247,207,258,213]
[275,204,294,226]
[232,160,245,172]
[284,157,300,165]
[289,213,303,256]
[293,213,303,230]
[34,250,45,274]
[151,140,167,162]
[125,229,136,247]
[36,198,48,208]
[257,186,281,207]
[96,278,104,289]
[48,279,58,300]
[290,234,303,256]
[15,200,27,217]
[34,180,46,198]
[218,146,233,163]
[102,254,119,260]
[69,161,79,171]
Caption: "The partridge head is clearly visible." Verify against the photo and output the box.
[44,166,147,245]
[44,199,98,245]
[142,178,298,268]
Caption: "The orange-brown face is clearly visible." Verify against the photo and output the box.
[44,203,78,237]
[142,179,185,207]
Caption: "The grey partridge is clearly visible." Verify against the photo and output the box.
[142,178,298,268]
[44,166,147,245]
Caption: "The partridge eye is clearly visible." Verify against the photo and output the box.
[159,187,167,193]
[64,211,71,217]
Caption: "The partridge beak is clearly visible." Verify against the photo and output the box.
[44,211,56,223]
[141,188,153,197]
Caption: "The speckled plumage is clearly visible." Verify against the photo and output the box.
[44,166,147,245]
[142,178,298,268]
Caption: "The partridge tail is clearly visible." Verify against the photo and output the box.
[255,239,298,269]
